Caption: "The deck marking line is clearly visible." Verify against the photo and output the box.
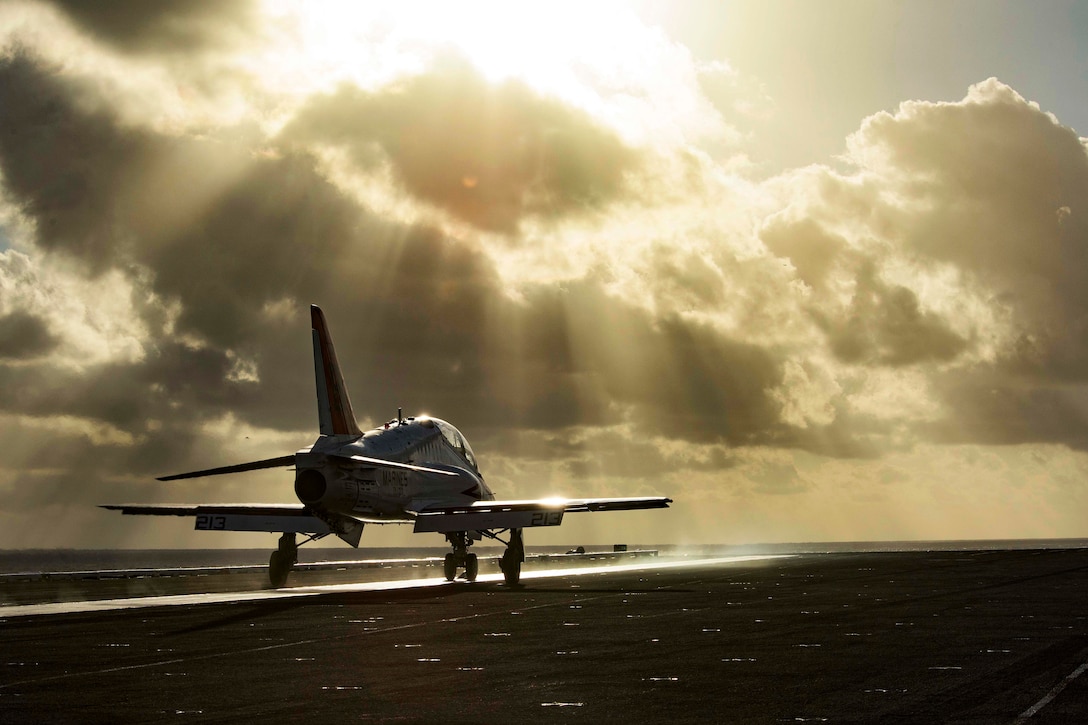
[1013,660,1088,722]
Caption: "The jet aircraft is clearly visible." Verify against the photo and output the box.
[103,305,672,587]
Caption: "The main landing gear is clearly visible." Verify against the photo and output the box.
[269,532,298,588]
[476,528,523,585]
[267,531,328,588]
[499,528,524,586]
[444,532,479,582]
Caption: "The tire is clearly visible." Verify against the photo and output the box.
[443,553,457,581]
[500,551,521,586]
[502,528,524,585]
[269,550,290,588]
[465,553,478,582]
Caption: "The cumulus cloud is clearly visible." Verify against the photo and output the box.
[847,80,1088,376]
[816,79,1088,449]
[0,51,147,268]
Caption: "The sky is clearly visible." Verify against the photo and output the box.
[0,0,1086,551]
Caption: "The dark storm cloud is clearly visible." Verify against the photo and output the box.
[144,150,363,346]
[283,58,638,233]
[0,342,256,433]
[48,0,260,54]
[0,51,153,270]
[0,50,270,275]
[0,310,57,359]
[0,53,508,351]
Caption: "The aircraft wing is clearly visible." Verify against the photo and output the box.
[100,503,332,533]
[153,452,456,482]
[155,456,297,481]
[411,496,671,533]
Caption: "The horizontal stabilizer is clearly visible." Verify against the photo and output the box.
[156,455,296,481]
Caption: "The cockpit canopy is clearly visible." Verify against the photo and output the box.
[419,416,478,472]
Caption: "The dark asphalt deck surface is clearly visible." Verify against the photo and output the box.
[1,549,1086,724]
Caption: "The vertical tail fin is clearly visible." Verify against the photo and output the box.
[311,305,362,437]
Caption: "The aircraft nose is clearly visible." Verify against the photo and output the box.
[294,469,327,504]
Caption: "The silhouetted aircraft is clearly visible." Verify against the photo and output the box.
[103,305,671,587]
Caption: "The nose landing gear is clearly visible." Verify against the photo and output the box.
[444,532,479,582]
[444,528,523,584]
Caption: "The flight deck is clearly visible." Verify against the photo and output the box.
[2,548,1087,723]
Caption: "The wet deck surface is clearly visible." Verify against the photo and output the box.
[2,549,1087,723]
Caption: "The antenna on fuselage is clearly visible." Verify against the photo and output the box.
[397,407,403,424]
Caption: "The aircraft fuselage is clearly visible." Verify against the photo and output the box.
[293,416,493,523]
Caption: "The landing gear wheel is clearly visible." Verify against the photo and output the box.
[465,553,479,582]
[268,532,297,588]
[443,553,457,581]
[500,528,524,586]
[269,550,290,588]
[500,551,521,585]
